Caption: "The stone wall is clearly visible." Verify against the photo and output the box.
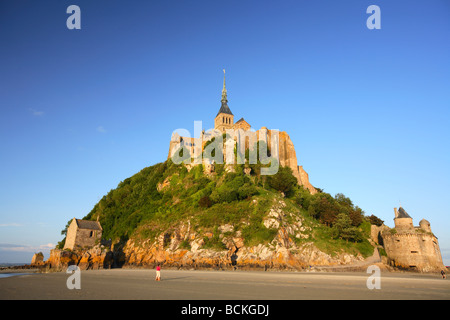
[215,113,234,133]
[259,128,317,194]
[63,219,78,250]
[370,224,390,245]
[233,119,251,131]
[74,228,102,249]
[382,231,445,272]
[167,133,200,161]
[394,217,414,231]
[167,126,317,194]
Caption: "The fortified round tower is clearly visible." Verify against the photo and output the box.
[381,207,445,272]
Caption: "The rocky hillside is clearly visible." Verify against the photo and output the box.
[51,160,376,271]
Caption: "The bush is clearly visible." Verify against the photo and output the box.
[266,166,298,197]
[209,172,256,203]
[210,187,238,203]
[179,239,191,250]
[202,229,227,251]
[308,193,340,226]
[294,186,313,210]
[238,183,258,199]
[199,196,213,208]
[241,223,278,247]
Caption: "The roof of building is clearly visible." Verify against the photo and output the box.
[235,117,247,123]
[216,102,233,117]
[397,207,412,219]
[75,219,102,231]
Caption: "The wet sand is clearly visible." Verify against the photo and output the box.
[0,268,449,300]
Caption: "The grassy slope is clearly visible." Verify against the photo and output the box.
[81,160,374,258]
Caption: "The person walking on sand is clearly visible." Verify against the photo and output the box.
[441,269,446,279]
[155,264,161,281]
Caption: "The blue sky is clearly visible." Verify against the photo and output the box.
[0,0,449,265]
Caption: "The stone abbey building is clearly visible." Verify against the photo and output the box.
[168,70,317,194]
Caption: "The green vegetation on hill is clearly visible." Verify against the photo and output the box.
[58,159,378,258]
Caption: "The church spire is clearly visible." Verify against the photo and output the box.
[221,69,227,103]
[216,69,233,117]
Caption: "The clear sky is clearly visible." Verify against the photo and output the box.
[1,0,449,265]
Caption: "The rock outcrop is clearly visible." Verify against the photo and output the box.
[269,129,317,194]
[45,245,114,271]
[46,200,368,271]
[31,252,44,266]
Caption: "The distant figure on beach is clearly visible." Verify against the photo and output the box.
[441,269,446,279]
[155,264,161,281]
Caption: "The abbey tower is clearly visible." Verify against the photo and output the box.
[214,70,234,132]
[214,70,251,133]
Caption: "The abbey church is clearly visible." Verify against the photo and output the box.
[168,70,317,194]
[213,71,251,133]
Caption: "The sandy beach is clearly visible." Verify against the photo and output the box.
[0,268,449,300]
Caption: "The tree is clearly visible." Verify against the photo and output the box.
[308,193,339,226]
[332,213,364,242]
[294,186,312,210]
[367,214,384,226]
[334,193,364,226]
[60,219,72,237]
[349,207,364,226]
[335,193,353,208]
[266,166,298,197]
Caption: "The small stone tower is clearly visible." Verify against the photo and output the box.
[419,219,432,233]
[214,69,234,133]
[394,207,414,231]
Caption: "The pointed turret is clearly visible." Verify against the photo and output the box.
[214,69,234,132]
[221,69,228,103]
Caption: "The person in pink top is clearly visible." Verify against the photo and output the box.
[155,264,161,281]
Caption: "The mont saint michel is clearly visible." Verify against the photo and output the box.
[1,1,449,307]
